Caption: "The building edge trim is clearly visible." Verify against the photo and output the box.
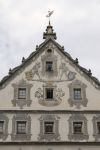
[0,110,100,114]
[0,141,100,145]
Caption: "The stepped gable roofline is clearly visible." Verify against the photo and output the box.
[0,37,100,88]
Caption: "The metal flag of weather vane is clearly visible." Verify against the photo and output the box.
[46,11,54,25]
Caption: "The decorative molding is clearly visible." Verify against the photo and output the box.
[11,113,31,141]
[38,114,60,141]
[41,45,58,77]
[68,80,88,108]
[1,141,100,145]
[68,114,89,141]
[25,62,41,80]
[12,79,33,109]
[92,115,100,141]
[0,114,9,140]
[35,83,65,106]
[0,110,100,114]
[59,63,76,80]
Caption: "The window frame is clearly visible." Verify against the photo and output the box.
[18,88,26,99]
[0,121,4,134]
[68,114,89,140]
[46,61,53,72]
[46,88,54,100]
[73,88,82,100]
[97,122,100,134]
[16,121,27,134]
[12,79,32,109]
[92,116,100,141]
[11,114,31,141]
[41,48,58,77]
[68,80,88,108]
[44,121,54,134]
[0,114,9,140]
[39,114,60,141]
[73,121,83,134]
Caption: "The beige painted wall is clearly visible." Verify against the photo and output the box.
[0,145,100,150]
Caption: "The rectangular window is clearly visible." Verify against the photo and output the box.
[73,122,83,134]
[46,61,53,72]
[17,121,26,134]
[97,122,100,134]
[46,88,53,99]
[44,122,54,134]
[18,88,26,99]
[74,88,82,100]
[0,121,4,133]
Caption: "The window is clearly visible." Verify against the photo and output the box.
[44,122,54,134]
[68,114,89,140]
[17,121,26,134]
[11,114,31,140]
[68,80,88,108]
[18,88,26,99]
[97,122,100,134]
[39,114,60,141]
[74,88,82,100]
[46,88,53,99]
[0,121,4,134]
[46,61,53,72]
[12,79,33,109]
[73,122,83,134]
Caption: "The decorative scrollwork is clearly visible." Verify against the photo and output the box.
[35,85,65,106]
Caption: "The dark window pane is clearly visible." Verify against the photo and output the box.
[46,61,53,71]
[17,121,26,134]
[0,121,4,133]
[46,88,53,99]
[18,88,26,99]
[73,122,83,134]
[97,122,100,134]
[74,88,81,100]
[44,122,54,134]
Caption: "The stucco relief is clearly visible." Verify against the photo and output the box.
[35,84,65,106]
[25,62,41,80]
[35,88,43,101]
[41,45,58,77]
[12,79,33,109]
[68,80,88,108]
[38,114,60,141]
[92,115,100,141]
[0,114,9,140]
[59,63,76,81]
[11,113,31,141]
[68,114,89,141]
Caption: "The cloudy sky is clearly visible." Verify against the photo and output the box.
[0,0,100,80]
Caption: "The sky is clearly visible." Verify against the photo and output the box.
[0,0,100,80]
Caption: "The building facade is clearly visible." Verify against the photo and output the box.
[0,22,100,150]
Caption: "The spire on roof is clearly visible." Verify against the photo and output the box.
[43,11,57,40]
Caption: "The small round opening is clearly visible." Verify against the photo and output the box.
[47,49,52,53]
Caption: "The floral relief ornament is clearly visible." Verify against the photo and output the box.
[55,88,65,101]
[35,87,65,106]
[35,88,43,101]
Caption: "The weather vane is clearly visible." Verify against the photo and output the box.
[46,11,54,25]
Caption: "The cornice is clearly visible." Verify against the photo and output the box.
[0,141,100,145]
[0,110,100,114]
